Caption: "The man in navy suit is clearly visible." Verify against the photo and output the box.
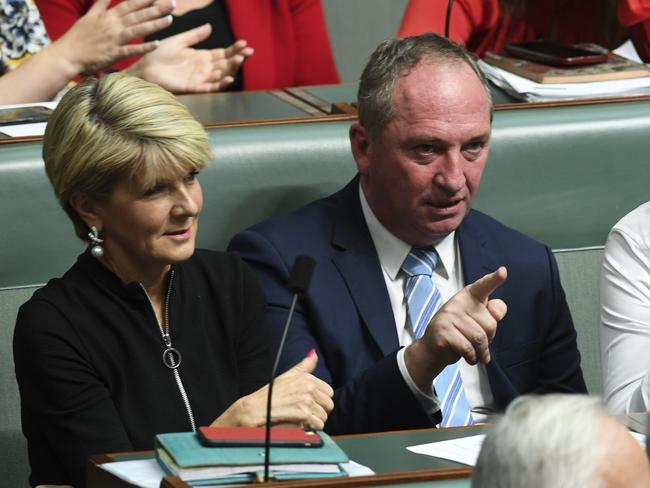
[229,33,586,434]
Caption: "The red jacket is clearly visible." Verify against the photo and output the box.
[37,0,339,89]
[399,0,650,62]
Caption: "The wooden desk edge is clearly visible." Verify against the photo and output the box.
[88,435,475,488]
[5,91,650,146]
[159,467,473,488]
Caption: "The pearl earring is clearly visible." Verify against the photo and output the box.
[88,226,104,258]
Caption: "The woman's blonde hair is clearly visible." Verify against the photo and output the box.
[43,73,211,240]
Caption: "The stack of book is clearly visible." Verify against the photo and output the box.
[480,47,650,102]
[155,431,350,485]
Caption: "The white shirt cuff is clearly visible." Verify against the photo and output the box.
[396,347,441,415]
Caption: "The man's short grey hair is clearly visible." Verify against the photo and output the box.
[357,32,493,141]
[472,394,603,488]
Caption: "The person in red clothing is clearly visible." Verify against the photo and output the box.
[38,0,339,91]
[399,0,650,62]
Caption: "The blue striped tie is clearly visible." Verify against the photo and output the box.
[402,248,473,427]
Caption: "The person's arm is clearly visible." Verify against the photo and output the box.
[403,267,507,391]
[209,256,333,430]
[14,300,134,487]
[619,0,650,63]
[398,0,485,46]
[0,0,173,104]
[287,0,339,86]
[601,226,650,413]
[126,24,253,94]
[229,229,448,434]
[212,352,334,429]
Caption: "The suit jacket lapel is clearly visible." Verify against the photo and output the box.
[457,211,500,289]
[458,211,518,407]
[330,179,399,356]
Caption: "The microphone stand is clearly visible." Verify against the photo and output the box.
[263,293,299,482]
[262,256,315,482]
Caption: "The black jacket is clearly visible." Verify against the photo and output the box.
[14,249,270,487]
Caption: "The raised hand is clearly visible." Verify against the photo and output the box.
[211,350,334,430]
[127,24,254,93]
[55,0,175,76]
[405,267,508,391]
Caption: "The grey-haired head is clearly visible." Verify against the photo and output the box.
[357,32,493,142]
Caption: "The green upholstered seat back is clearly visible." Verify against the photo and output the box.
[554,248,604,395]
[3,99,649,482]
[0,286,38,487]
[3,101,650,287]
[0,124,357,289]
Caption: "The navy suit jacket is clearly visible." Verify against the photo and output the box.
[228,178,587,434]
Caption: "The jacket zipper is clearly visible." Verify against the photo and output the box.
[140,271,196,432]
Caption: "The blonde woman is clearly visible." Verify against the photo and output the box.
[13,73,333,488]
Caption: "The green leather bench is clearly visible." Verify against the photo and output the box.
[3,101,649,286]
[2,100,650,486]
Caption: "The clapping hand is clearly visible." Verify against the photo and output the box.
[56,0,175,75]
[127,23,254,93]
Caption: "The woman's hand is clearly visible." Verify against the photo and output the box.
[212,350,334,430]
[126,24,253,93]
[0,0,174,103]
[53,0,175,77]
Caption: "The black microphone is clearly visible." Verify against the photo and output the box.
[263,255,316,482]
[445,0,454,39]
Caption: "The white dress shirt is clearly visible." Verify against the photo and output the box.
[359,187,495,422]
[601,201,650,414]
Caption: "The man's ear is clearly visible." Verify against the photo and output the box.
[69,192,103,231]
[349,124,372,176]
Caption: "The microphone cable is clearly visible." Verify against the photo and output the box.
[445,0,454,39]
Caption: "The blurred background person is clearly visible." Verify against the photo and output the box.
[0,0,173,103]
[399,0,650,62]
[37,0,339,91]
[13,73,333,488]
[0,0,244,103]
[472,394,650,488]
[601,202,650,414]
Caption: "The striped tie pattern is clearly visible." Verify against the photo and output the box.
[401,248,473,427]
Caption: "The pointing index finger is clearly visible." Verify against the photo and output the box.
[467,266,507,303]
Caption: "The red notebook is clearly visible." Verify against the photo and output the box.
[197,426,324,448]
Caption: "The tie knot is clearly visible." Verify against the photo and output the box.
[401,248,439,277]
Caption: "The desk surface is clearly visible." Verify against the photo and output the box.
[88,427,483,488]
[4,81,650,144]
[335,427,481,474]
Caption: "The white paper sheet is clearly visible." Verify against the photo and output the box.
[407,431,646,468]
[480,41,650,102]
[1,122,48,137]
[341,460,375,477]
[99,457,374,487]
[630,431,647,450]
[100,459,165,488]
[407,434,485,466]
[0,101,57,137]
[480,61,650,100]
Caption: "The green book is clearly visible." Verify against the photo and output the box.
[155,431,349,484]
